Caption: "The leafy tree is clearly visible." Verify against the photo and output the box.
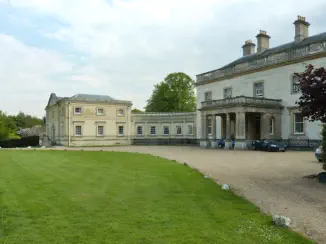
[296,64,326,169]
[10,112,44,129]
[0,111,12,140]
[131,108,143,113]
[145,72,196,112]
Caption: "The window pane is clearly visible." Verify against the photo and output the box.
[97,108,104,115]
[188,125,193,135]
[150,126,156,135]
[269,118,274,134]
[98,126,104,136]
[176,126,182,135]
[75,107,81,114]
[164,126,169,135]
[75,126,82,136]
[137,126,143,135]
[118,126,124,135]
[205,92,212,101]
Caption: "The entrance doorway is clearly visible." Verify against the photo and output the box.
[255,115,261,140]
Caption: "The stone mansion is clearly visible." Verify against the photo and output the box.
[46,16,325,148]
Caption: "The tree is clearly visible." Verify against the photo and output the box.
[296,64,326,123]
[145,72,196,112]
[131,108,143,113]
[296,64,326,169]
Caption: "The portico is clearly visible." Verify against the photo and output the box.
[198,96,283,149]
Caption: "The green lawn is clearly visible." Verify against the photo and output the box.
[0,150,313,244]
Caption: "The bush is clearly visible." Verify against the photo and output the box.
[322,124,326,170]
[0,136,40,148]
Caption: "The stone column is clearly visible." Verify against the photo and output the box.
[274,113,282,139]
[236,112,246,139]
[201,113,207,140]
[211,115,216,139]
[226,113,231,139]
[260,113,269,139]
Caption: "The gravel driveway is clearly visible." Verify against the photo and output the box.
[46,145,326,243]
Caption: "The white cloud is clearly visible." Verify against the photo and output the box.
[1,0,326,117]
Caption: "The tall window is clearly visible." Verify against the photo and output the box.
[60,108,64,116]
[294,113,304,134]
[150,126,156,135]
[137,126,143,135]
[118,125,124,136]
[269,118,274,135]
[292,74,301,93]
[188,125,193,135]
[223,87,232,98]
[75,126,82,136]
[97,125,104,136]
[52,110,54,118]
[74,107,82,114]
[163,126,169,135]
[204,92,212,101]
[254,82,264,97]
[176,126,182,135]
[207,118,212,135]
[97,108,104,115]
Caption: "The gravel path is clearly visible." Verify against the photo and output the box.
[47,146,326,243]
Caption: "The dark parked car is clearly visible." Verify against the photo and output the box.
[252,140,287,152]
[315,146,323,162]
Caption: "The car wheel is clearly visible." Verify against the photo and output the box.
[318,159,322,162]
[252,145,256,150]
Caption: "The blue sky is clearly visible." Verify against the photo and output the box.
[0,0,326,117]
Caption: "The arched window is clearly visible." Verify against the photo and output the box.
[269,117,274,135]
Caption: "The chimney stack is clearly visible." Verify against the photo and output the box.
[256,30,270,53]
[294,15,310,43]
[242,40,256,56]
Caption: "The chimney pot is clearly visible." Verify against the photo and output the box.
[294,15,310,42]
[256,30,270,53]
[242,40,256,56]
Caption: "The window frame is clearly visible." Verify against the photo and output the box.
[97,125,104,136]
[207,117,212,135]
[176,125,182,135]
[204,91,212,101]
[75,125,82,136]
[188,125,193,135]
[253,82,264,98]
[136,125,143,136]
[291,74,301,94]
[293,113,304,135]
[163,126,170,136]
[223,87,232,99]
[117,109,125,117]
[97,108,105,116]
[269,117,274,135]
[74,107,82,115]
[118,125,124,136]
[150,126,156,135]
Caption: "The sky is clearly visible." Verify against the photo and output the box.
[0,0,326,118]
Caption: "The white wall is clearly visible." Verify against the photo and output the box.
[196,57,326,139]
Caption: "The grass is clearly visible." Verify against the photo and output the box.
[0,150,313,244]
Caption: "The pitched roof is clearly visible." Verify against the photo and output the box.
[70,94,115,102]
[199,32,326,75]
